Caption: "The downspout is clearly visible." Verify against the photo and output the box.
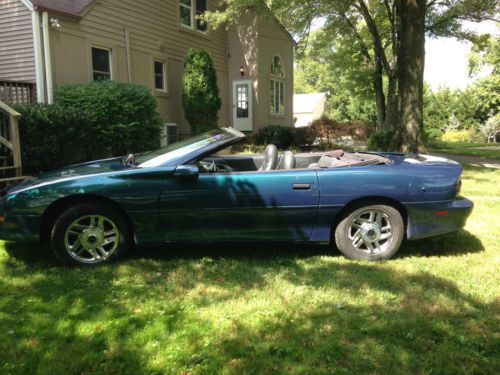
[41,12,54,104]
[31,11,45,103]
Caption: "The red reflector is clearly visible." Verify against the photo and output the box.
[0,215,4,223]
[436,210,449,216]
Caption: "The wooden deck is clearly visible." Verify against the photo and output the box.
[0,100,29,187]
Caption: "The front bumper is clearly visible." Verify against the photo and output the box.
[405,197,474,240]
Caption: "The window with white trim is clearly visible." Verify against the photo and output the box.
[270,54,285,115]
[179,0,207,32]
[154,60,167,91]
[92,47,111,81]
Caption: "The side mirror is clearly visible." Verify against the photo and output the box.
[173,165,199,179]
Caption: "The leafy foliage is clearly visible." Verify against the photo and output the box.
[479,113,500,142]
[206,0,498,151]
[182,49,222,134]
[15,104,90,174]
[256,125,294,149]
[57,81,162,159]
[441,129,479,143]
[294,29,377,123]
[367,131,395,151]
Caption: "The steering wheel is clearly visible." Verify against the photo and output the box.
[199,160,233,173]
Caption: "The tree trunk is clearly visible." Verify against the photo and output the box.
[373,56,386,131]
[394,0,426,152]
[384,74,398,132]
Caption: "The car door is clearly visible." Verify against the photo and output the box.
[159,169,319,242]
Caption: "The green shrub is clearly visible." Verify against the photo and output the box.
[424,128,444,146]
[256,125,294,149]
[57,80,162,158]
[292,127,309,146]
[306,116,375,147]
[441,129,477,143]
[367,131,394,151]
[15,104,90,174]
[182,49,222,134]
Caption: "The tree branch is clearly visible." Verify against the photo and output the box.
[355,0,393,74]
[339,12,373,64]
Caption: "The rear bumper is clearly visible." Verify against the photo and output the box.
[405,197,473,240]
[0,214,40,243]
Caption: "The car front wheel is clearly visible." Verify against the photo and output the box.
[334,204,404,260]
[51,203,131,266]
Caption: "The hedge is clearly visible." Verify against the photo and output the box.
[16,104,90,174]
[57,80,162,157]
[16,81,162,174]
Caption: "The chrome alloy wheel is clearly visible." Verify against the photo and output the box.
[64,215,120,264]
[347,209,393,255]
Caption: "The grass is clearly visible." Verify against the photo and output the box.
[1,166,499,374]
[429,141,500,160]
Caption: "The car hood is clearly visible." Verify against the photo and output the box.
[6,157,129,193]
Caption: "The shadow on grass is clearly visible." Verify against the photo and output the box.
[0,236,496,374]
[2,227,484,267]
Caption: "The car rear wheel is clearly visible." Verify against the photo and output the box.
[51,203,131,266]
[334,204,404,261]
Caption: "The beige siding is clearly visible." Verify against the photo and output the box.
[0,0,35,82]
[49,0,229,135]
[228,8,259,131]
[256,16,294,130]
[227,10,294,133]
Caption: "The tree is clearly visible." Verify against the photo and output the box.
[294,29,377,122]
[182,48,222,134]
[205,0,498,151]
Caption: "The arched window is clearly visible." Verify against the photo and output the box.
[270,54,285,115]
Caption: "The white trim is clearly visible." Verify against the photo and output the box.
[179,0,208,33]
[271,54,285,78]
[232,79,253,132]
[42,12,54,104]
[153,59,167,93]
[31,11,45,103]
[270,78,285,116]
[20,0,34,12]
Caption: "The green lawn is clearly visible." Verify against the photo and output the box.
[429,141,500,160]
[1,166,499,374]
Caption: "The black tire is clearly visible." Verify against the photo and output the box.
[334,204,404,261]
[51,203,132,266]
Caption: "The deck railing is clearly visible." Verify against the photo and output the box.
[0,100,25,185]
[0,80,36,105]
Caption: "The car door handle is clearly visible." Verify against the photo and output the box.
[293,183,312,190]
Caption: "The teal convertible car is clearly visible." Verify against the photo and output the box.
[0,128,473,265]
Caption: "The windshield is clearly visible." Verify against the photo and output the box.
[137,128,238,167]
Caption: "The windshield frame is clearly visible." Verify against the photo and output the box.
[137,127,246,168]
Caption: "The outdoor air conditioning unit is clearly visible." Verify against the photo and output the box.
[161,123,178,146]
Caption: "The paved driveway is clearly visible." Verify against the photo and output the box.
[431,153,500,169]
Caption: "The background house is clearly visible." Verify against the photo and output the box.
[0,0,295,140]
[293,92,327,128]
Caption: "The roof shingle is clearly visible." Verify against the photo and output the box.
[33,0,95,18]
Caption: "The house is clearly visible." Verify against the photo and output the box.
[0,0,295,138]
[293,92,327,128]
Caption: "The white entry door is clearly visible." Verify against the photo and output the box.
[232,80,253,131]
